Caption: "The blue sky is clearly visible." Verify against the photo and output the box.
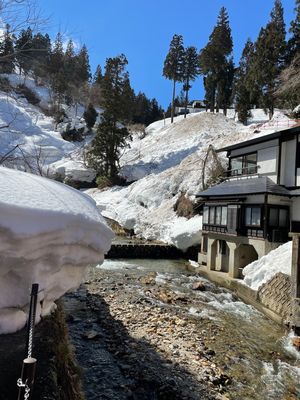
[39,0,296,109]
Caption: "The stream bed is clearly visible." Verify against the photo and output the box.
[65,258,300,400]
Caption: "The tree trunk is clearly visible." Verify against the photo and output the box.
[210,85,215,113]
[184,83,189,119]
[171,79,176,123]
[269,104,274,120]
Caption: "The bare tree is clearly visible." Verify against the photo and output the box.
[275,53,300,110]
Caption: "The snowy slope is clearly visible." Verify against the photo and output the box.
[0,167,114,334]
[0,74,96,182]
[87,110,297,250]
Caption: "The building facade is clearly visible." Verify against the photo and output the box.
[197,125,300,278]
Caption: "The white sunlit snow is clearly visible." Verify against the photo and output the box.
[86,109,295,250]
[0,167,114,334]
[242,241,292,290]
[0,74,97,183]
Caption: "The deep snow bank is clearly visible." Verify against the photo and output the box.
[242,242,292,290]
[0,167,114,334]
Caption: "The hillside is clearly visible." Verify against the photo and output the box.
[86,109,297,250]
[0,75,297,250]
[0,74,96,183]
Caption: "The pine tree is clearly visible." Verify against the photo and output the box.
[93,65,103,85]
[251,0,286,117]
[90,65,103,106]
[64,40,76,79]
[234,39,255,123]
[199,7,233,112]
[101,54,128,120]
[75,45,91,84]
[15,27,33,75]
[150,98,164,124]
[64,39,77,105]
[121,72,135,123]
[234,39,254,124]
[288,0,300,60]
[0,24,15,74]
[88,54,131,179]
[133,92,151,124]
[216,58,235,115]
[163,34,185,123]
[83,103,98,129]
[31,32,51,82]
[182,46,199,118]
[48,32,66,105]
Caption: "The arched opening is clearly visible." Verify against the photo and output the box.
[234,244,258,279]
[210,239,230,273]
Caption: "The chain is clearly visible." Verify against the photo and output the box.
[24,385,30,400]
[17,378,31,400]
[27,321,33,358]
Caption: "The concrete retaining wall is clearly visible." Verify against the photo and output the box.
[257,272,292,324]
[193,267,292,326]
[107,243,199,260]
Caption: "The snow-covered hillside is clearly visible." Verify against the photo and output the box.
[0,167,114,334]
[0,74,297,250]
[86,110,297,250]
[0,74,96,183]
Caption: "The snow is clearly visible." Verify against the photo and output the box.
[242,242,292,291]
[87,109,297,249]
[0,74,95,182]
[0,167,114,334]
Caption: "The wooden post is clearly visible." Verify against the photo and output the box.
[289,233,300,335]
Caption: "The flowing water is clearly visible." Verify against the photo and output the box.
[98,258,300,400]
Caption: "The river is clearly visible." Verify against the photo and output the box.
[66,258,300,400]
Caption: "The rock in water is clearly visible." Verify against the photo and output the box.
[191,281,206,291]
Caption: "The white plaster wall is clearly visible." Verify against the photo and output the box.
[267,195,292,206]
[257,146,278,183]
[291,197,300,221]
[244,194,265,204]
[280,139,296,187]
[230,139,279,157]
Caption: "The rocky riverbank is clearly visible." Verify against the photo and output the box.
[63,263,231,400]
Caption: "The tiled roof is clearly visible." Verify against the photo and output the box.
[197,176,291,198]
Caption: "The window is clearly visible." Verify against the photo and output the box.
[209,207,215,224]
[269,207,288,228]
[205,206,228,226]
[215,206,222,225]
[230,153,257,176]
[231,157,243,175]
[221,206,227,225]
[245,206,261,226]
[203,206,209,224]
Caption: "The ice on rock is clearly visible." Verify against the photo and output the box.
[0,167,114,334]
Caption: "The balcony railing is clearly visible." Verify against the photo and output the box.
[227,165,259,178]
